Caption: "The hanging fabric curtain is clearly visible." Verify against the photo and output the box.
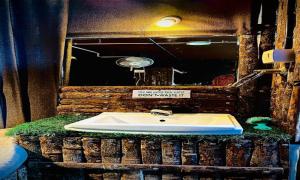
[0,0,69,128]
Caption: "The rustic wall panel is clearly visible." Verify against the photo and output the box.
[58,86,237,115]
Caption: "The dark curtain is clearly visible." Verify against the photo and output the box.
[0,0,68,128]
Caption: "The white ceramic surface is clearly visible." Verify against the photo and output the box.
[64,112,243,135]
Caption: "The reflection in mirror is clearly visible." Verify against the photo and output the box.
[65,36,238,86]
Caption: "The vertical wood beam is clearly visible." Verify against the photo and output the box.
[293,0,300,82]
[286,0,300,135]
[237,34,259,118]
[271,0,289,127]
[63,39,72,86]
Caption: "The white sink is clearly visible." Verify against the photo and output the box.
[64,112,243,135]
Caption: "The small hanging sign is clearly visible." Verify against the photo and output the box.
[132,90,191,99]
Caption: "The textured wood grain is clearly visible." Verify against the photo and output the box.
[62,137,84,162]
[141,139,162,180]
[61,86,237,94]
[162,139,182,179]
[101,139,122,180]
[226,139,253,167]
[237,34,258,118]
[250,140,279,167]
[58,86,237,115]
[121,139,141,180]
[28,162,284,177]
[82,137,102,163]
[39,136,63,162]
[17,135,42,161]
[182,140,199,180]
[198,141,226,166]
[271,0,290,130]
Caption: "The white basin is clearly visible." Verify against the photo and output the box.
[64,112,243,135]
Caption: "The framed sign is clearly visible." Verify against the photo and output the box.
[132,90,191,99]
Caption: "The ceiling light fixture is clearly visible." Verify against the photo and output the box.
[186,40,238,46]
[186,41,212,46]
[156,16,181,27]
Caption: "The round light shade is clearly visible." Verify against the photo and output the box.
[116,56,154,69]
[186,41,212,46]
[156,16,181,27]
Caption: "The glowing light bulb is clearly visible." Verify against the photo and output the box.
[186,41,212,46]
[156,16,181,27]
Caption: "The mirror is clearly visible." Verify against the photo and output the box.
[65,36,238,86]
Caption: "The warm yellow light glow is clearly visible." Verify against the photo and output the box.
[156,16,181,27]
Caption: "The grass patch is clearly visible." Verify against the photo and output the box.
[5,115,88,136]
[5,115,291,141]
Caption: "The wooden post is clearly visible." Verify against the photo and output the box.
[271,0,289,128]
[62,137,84,162]
[182,140,198,180]
[294,0,300,83]
[141,139,162,180]
[286,0,300,136]
[121,139,141,180]
[82,137,102,163]
[82,137,103,179]
[198,141,226,166]
[39,136,63,162]
[17,135,43,179]
[17,135,42,161]
[237,34,259,118]
[198,140,225,179]
[101,139,122,180]
[287,86,300,135]
[226,139,253,167]
[250,140,279,167]
[63,39,72,86]
[279,141,289,172]
[161,139,182,180]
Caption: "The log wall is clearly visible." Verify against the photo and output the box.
[17,135,288,179]
[271,0,300,135]
[57,86,237,115]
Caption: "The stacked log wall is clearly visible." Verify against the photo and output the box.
[16,135,288,179]
[57,86,237,115]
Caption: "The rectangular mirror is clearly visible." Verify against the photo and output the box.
[64,36,238,86]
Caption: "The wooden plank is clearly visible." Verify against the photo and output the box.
[60,92,237,101]
[56,104,235,114]
[61,86,237,94]
[59,98,236,107]
[58,86,237,115]
[27,162,284,177]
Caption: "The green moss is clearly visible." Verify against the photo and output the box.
[5,115,89,136]
[5,115,291,141]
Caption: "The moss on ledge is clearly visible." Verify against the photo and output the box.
[6,115,291,141]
